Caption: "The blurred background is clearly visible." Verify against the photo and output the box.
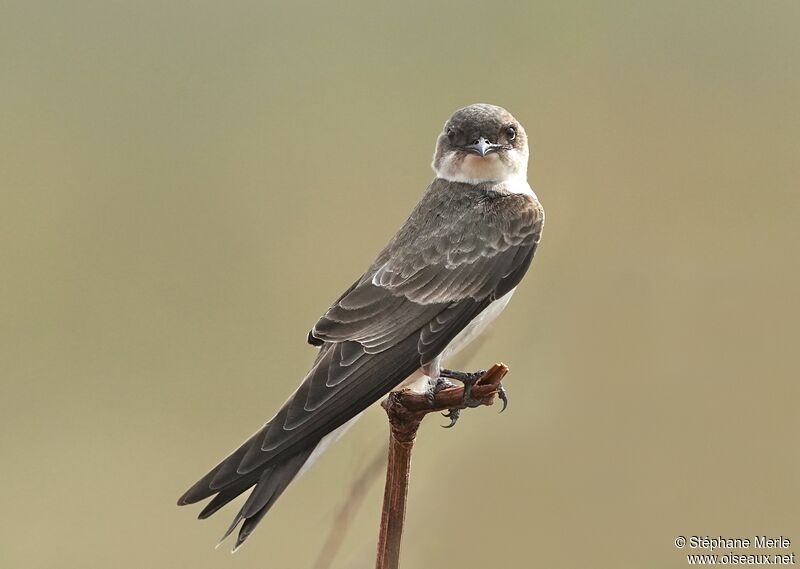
[2,1,798,567]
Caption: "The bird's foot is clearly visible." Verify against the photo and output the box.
[438,368,487,428]
[496,382,509,412]
[440,368,486,402]
[425,376,457,407]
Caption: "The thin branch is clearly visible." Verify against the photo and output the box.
[374,363,509,569]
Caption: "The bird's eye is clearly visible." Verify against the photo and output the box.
[446,128,455,142]
[505,126,517,141]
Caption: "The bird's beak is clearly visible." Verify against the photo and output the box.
[465,137,501,157]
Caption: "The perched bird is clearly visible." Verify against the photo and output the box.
[178,103,545,550]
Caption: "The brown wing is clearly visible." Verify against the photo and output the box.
[310,180,544,355]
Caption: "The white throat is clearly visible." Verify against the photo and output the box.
[433,148,533,197]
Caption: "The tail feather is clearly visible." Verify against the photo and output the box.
[184,434,317,547]
[217,513,244,547]
[178,429,263,505]
[231,448,314,550]
[179,335,424,547]
[241,466,279,518]
[202,445,316,550]
[198,471,261,519]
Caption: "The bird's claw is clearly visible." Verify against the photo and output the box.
[497,382,508,412]
[441,408,461,428]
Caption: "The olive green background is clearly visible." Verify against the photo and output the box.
[2,1,798,568]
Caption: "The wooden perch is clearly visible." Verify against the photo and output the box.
[375,363,510,569]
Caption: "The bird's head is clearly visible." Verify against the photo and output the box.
[432,103,528,184]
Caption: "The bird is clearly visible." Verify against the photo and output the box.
[177,103,545,551]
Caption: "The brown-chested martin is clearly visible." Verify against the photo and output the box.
[177,103,545,551]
